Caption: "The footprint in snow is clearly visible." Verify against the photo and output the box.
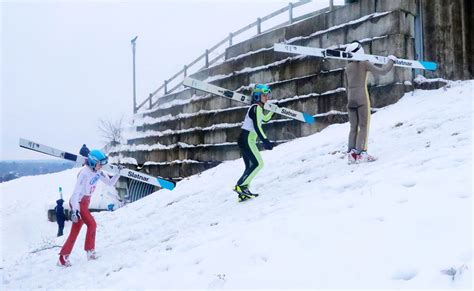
[370,216,385,222]
[208,274,226,289]
[401,180,417,188]
[391,268,418,281]
[456,193,471,199]
[440,264,468,281]
[194,258,204,265]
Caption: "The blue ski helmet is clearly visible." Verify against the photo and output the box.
[251,84,271,103]
[87,150,108,168]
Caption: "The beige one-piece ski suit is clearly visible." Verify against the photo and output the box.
[345,60,394,152]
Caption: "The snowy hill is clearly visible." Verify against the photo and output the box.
[1,81,472,289]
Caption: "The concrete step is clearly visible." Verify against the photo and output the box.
[118,109,355,165]
[140,68,344,123]
[134,81,406,140]
[142,32,412,121]
[226,9,413,59]
[135,70,344,130]
[129,89,347,145]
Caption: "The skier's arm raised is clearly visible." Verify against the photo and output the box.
[98,171,120,186]
[262,110,274,123]
[365,58,395,75]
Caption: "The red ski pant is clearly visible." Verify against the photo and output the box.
[60,196,96,255]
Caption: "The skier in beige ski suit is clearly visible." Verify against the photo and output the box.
[344,41,397,163]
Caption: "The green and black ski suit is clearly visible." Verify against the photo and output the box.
[236,104,274,187]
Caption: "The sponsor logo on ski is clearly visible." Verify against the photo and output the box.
[281,108,297,117]
[28,141,40,149]
[285,45,297,52]
[128,171,149,182]
[396,60,412,66]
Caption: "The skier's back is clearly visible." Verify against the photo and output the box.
[344,40,396,163]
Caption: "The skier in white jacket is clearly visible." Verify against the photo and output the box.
[58,149,120,267]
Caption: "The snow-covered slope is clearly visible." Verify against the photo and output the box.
[0,170,120,264]
[1,81,472,289]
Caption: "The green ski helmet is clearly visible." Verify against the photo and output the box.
[251,84,271,103]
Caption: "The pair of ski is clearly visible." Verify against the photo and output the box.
[183,45,436,123]
[19,138,176,190]
[183,78,315,124]
[273,43,437,71]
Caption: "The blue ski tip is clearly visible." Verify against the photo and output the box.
[158,178,176,190]
[420,61,437,71]
[303,113,315,124]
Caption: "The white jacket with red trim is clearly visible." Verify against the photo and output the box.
[70,166,120,212]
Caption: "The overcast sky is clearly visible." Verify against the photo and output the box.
[1,0,338,160]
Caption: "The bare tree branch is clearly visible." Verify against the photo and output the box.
[98,116,124,147]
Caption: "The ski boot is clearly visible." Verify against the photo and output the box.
[357,151,377,163]
[234,185,259,202]
[347,149,359,164]
[57,254,71,267]
[86,249,98,260]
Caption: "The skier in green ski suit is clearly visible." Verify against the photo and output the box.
[234,84,274,202]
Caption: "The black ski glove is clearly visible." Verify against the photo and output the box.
[262,139,274,150]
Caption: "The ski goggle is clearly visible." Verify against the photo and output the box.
[253,86,271,95]
[90,156,108,166]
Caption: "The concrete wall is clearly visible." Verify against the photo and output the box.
[112,0,454,181]
[422,0,472,80]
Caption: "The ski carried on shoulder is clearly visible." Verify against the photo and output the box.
[274,43,437,71]
[183,77,315,124]
[19,138,176,190]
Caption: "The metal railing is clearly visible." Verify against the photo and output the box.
[135,0,334,112]
[125,179,156,203]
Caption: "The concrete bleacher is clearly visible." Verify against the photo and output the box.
[111,0,418,180]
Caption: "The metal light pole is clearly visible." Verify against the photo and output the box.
[131,36,138,113]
